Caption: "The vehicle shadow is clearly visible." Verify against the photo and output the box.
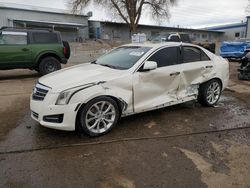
[2,97,243,153]
[32,101,200,143]
[0,70,40,81]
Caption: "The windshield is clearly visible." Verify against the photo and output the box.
[93,46,152,70]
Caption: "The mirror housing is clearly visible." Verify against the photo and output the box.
[142,61,157,71]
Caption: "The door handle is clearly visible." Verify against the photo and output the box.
[205,65,213,69]
[170,72,180,76]
[22,48,29,52]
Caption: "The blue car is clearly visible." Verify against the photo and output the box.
[220,40,250,59]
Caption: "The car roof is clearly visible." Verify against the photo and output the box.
[123,42,197,49]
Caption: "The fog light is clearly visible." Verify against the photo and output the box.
[43,114,64,123]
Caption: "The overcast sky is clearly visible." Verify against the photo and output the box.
[0,0,249,28]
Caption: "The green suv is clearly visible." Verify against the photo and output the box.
[0,27,70,75]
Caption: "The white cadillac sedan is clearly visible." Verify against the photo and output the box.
[30,42,229,137]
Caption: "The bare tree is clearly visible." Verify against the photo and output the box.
[71,0,177,34]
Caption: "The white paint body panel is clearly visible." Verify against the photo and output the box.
[133,64,182,112]
[30,42,229,131]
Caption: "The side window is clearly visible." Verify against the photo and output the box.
[201,50,210,61]
[183,46,210,63]
[32,32,59,44]
[183,47,201,63]
[0,32,27,45]
[148,47,179,68]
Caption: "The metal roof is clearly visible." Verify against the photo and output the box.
[89,20,224,33]
[205,22,247,31]
[0,2,88,17]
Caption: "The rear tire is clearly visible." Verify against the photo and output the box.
[39,57,61,75]
[76,97,120,137]
[198,79,222,107]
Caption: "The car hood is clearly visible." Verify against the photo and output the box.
[39,63,127,92]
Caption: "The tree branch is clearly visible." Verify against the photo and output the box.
[110,0,130,25]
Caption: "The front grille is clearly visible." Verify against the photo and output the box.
[32,83,50,101]
[31,111,39,119]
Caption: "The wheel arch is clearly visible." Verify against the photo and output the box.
[75,95,127,131]
[35,52,62,68]
[200,77,223,90]
[198,77,223,107]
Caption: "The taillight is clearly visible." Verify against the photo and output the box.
[63,47,67,55]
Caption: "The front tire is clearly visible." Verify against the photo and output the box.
[77,97,120,137]
[39,57,61,75]
[198,79,222,107]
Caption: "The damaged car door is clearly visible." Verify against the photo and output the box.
[177,46,215,98]
[133,46,182,112]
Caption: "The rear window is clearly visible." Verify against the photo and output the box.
[31,32,59,44]
[201,51,210,61]
[183,46,210,63]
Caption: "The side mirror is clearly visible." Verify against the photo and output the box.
[142,61,157,71]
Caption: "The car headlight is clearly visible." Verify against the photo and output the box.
[56,83,96,105]
[56,90,73,105]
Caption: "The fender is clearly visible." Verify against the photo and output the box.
[35,50,63,66]
[69,82,133,115]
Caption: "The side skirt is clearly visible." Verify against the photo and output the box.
[121,95,197,117]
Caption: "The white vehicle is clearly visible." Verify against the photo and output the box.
[30,42,229,137]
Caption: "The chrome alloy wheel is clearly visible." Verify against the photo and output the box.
[85,101,116,134]
[206,82,221,105]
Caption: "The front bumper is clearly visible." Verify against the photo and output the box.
[30,94,79,131]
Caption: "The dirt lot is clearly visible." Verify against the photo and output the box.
[0,47,250,188]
